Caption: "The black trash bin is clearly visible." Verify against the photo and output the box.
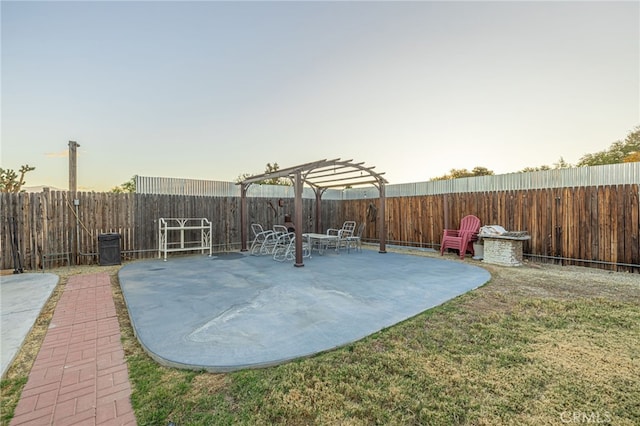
[98,233,121,266]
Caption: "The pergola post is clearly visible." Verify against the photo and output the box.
[314,189,323,233]
[294,170,304,267]
[378,182,387,253]
[240,183,249,252]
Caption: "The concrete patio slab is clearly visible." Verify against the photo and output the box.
[1,273,59,377]
[118,250,491,372]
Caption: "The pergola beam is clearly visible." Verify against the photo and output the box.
[304,168,363,180]
[304,162,365,176]
[243,158,341,185]
[313,179,382,189]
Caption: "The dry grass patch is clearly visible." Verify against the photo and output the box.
[533,330,637,383]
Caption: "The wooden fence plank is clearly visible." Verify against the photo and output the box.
[630,185,640,269]
[616,186,626,270]
[597,186,607,269]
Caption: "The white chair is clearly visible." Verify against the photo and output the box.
[260,224,289,255]
[273,233,311,262]
[272,224,288,236]
[345,222,365,252]
[250,223,274,255]
[326,221,356,252]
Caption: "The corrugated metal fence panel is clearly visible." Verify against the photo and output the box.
[342,187,385,200]
[136,176,239,197]
[242,185,344,199]
[349,163,640,198]
[137,163,639,199]
[136,176,345,199]
[245,184,295,198]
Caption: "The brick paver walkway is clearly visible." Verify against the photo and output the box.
[10,273,136,426]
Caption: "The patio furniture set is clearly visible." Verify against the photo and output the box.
[250,221,365,262]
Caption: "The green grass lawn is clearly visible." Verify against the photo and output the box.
[2,255,639,425]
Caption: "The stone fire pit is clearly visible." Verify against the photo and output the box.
[479,229,530,267]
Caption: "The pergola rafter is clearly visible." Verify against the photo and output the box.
[239,158,388,267]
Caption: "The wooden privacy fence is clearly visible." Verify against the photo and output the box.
[0,190,340,271]
[1,184,638,272]
[347,184,639,271]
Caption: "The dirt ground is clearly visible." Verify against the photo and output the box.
[410,248,640,303]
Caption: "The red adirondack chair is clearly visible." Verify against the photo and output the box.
[440,215,481,260]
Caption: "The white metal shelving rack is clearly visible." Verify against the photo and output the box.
[158,218,212,261]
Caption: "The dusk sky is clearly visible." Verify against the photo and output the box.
[2,1,638,191]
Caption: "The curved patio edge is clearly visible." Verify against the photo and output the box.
[118,251,490,372]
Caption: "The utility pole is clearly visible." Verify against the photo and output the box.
[68,140,80,193]
[68,140,80,265]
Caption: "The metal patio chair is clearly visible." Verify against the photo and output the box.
[250,223,274,255]
[345,222,365,252]
[273,233,311,262]
[326,221,356,252]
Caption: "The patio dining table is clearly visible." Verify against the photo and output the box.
[303,233,339,255]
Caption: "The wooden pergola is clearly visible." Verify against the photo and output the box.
[239,158,388,267]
